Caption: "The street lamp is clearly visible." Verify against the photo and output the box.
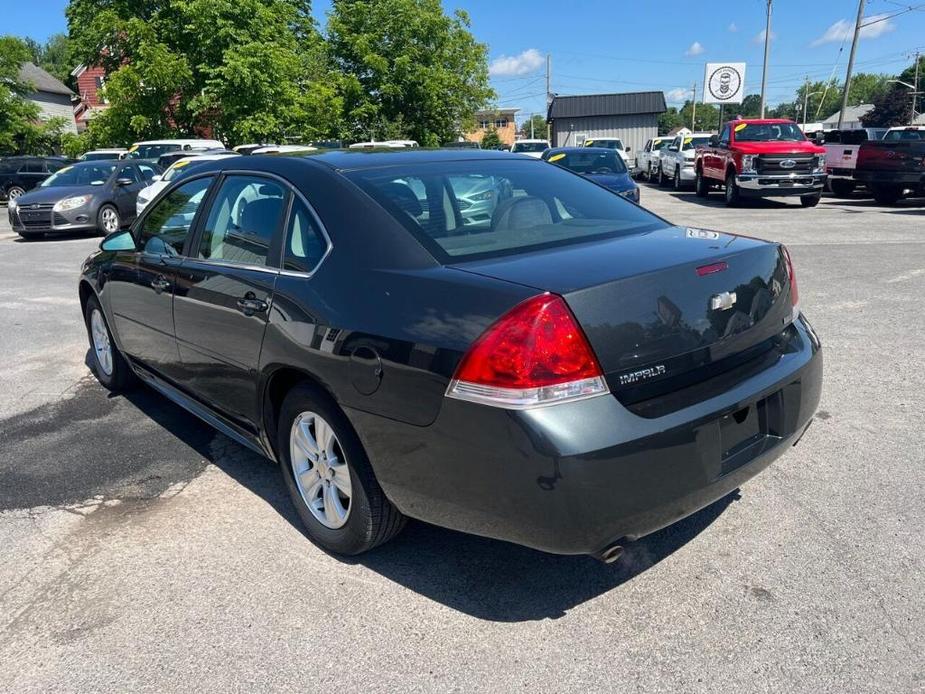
[803,90,823,130]
[888,79,924,126]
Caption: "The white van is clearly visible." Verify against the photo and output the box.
[124,139,225,161]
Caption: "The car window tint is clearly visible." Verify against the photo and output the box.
[350,159,664,262]
[120,166,140,183]
[138,177,213,256]
[138,164,158,181]
[20,161,43,173]
[46,160,68,172]
[198,176,286,266]
[284,198,328,273]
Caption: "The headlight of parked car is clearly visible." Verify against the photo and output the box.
[814,155,826,172]
[619,187,640,203]
[741,154,756,173]
[53,195,92,212]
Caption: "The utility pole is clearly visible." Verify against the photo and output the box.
[760,0,772,117]
[837,0,866,130]
[546,53,552,144]
[691,82,697,129]
[802,77,809,129]
[912,51,921,126]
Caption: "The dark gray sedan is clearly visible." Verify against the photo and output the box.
[8,160,160,239]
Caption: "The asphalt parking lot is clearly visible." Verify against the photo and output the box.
[1,185,923,693]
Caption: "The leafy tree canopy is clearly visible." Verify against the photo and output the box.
[480,126,502,149]
[518,114,547,140]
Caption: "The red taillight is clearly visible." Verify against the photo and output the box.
[447,294,608,408]
[781,245,800,319]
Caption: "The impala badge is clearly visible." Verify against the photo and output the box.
[619,364,667,386]
[711,291,737,311]
[779,159,796,169]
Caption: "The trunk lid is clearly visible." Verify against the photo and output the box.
[450,226,793,405]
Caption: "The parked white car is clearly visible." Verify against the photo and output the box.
[250,144,318,154]
[124,139,225,162]
[510,139,549,158]
[582,137,634,169]
[348,140,419,149]
[658,132,713,189]
[79,148,128,161]
[635,136,674,180]
[136,152,239,216]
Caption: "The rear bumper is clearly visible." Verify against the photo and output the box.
[736,172,826,196]
[853,170,924,186]
[349,316,823,556]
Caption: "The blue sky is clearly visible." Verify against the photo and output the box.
[9,0,925,124]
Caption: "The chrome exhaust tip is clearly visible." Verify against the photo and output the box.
[598,544,624,564]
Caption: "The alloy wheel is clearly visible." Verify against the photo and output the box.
[8,187,25,201]
[100,207,120,233]
[90,308,113,376]
[290,411,352,529]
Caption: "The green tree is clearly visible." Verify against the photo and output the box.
[25,33,74,86]
[519,114,546,140]
[657,107,684,135]
[66,0,342,146]
[862,84,915,127]
[737,94,762,118]
[327,0,494,146]
[481,126,502,149]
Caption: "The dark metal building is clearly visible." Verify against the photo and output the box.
[547,92,667,154]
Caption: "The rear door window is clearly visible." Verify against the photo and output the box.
[197,175,288,267]
[283,198,329,273]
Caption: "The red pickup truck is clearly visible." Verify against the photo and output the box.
[694,119,827,207]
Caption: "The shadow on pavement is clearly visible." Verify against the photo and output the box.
[2,364,736,621]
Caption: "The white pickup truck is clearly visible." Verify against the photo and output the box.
[636,136,674,180]
[823,127,887,196]
[658,132,713,189]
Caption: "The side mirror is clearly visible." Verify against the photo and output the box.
[116,177,134,187]
[626,147,632,152]
[151,174,162,182]
[100,228,137,252]
[709,135,720,147]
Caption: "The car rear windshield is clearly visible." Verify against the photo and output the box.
[347,159,666,262]
[41,163,116,187]
[511,142,548,153]
[126,144,182,159]
[547,150,627,174]
[734,123,806,142]
[883,129,924,141]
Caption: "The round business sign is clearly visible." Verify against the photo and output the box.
[707,65,743,102]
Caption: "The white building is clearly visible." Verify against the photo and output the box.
[821,104,874,130]
[18,62,78,135]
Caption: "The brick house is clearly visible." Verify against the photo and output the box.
[465,108,519,146]
[71,64,108,132]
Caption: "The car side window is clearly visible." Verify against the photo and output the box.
[138,176,213,256]
[20,161,42,174]
[46,160,67,173]
[283,198,328,273]
[138,164,157,181]
[198,175,287,267]
[719,125,731,146]
[120,166,140,183]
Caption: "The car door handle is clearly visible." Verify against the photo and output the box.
[151,275,170,293]
[236,295,268,315]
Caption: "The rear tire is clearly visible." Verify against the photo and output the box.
[695,169,709,197]
[829,179,855,197]
[84,294,136,392]
[870,184,903,205]
[645,163,653,182]
[673,167,682,190]
[7,186,26,202]
[800,192,822,208]
[724,171,741,207]
[278,383,406,556]
[658,165,667,186]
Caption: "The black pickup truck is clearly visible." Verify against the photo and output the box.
[853,127,925,204]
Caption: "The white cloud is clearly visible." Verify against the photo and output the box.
[728,22,738,32]
[489,49,544,77]
[685,41,705,57]
[753,29,777,44]
[811,14,895,46]
[665,87,691,104]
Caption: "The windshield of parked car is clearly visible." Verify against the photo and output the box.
[511,142,548,153]
[882,129,924,141]
[81,152,123,161]
[547,150,627,174]
[41,163,116,187]
[682,136,712,151]
[652,139,672,150]
[126,144,182,159]
[348,159,665,262]
[733,123,806,142]
[586,139,624,150]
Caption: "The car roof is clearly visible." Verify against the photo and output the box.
[546,146,615,153]
[132,139,221,145]
[513,139,548,144]
[268,147,531,171]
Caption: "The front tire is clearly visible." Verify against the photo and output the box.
[724,170,741,207]
[84,294,136,392]
[98,204,120,235]
[800,192,822,207]
[658,165,667,186]
[673,167,682,190]
[829,179,855,197]
[278,383,405,556]
[695,169,709,197]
